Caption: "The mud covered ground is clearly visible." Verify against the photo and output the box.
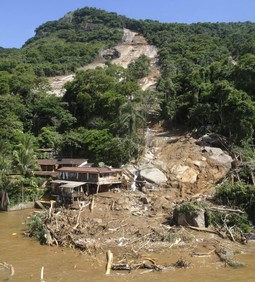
[39,189,250,271]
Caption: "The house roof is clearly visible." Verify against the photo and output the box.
[37,158,88,166]
[38,159,58,166]
[56,158,88,166]
[51,180,67,184]
[51,180,87,188]
[34,171,58,177]
[57,167,122,174]
[60,181,87,189]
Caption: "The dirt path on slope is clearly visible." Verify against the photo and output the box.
[48,28,160,95]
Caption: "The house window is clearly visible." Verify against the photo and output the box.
[79,173,87,181]
[89,173,98,181]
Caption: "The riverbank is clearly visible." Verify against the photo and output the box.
[27,189,254,274]
[2,208,255,281]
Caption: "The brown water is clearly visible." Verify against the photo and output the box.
[1,209,255,282]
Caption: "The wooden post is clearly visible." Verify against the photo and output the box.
[96,184,100,194]
[40,266,45,282]
[49,200,54,218]
[90,196,94,213]
[105,250,113,275]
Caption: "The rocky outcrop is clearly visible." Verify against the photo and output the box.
[99,48,120,60]
[111,29,158,69]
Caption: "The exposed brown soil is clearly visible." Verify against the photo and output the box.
[153,133,228,196]
[41,122,237,254]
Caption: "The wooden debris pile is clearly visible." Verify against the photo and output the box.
[105,250,191,275]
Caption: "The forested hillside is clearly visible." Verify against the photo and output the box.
[1,7,255,206]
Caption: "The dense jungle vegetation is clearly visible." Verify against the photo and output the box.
[1,7,255,208]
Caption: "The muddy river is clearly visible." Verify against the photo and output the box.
[1,209,255,282]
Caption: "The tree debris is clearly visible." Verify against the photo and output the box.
[172,257,190,268]
[111,261,163,272]
[215,246,246,268]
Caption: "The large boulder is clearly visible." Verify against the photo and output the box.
[203,146,232,169]
[140,167,168,185]
[196,133,228,149]
[170,165,199,184]
[173,208,206,228]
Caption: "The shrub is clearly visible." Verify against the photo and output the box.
[175,201,204,217]
[27,211,48,244]
[206,210,251,233]
[215,180,255,223]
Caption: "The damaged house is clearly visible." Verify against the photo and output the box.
[34,158,89,179]
[51,167,123,208]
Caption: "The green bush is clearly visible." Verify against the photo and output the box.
[27,211,48,244]
[175,201,204,217]
[215,180,255,224]
[207,210,251,233]
[216,181,255,208]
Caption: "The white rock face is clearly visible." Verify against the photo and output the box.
[121,28,136,43]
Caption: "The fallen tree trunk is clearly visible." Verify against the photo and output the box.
[191,249,215,257]
[111,261,162,272]
[186,225,219,234]
[206,207,244,214]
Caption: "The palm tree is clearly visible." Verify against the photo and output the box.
[13,134,39,202]
[118,96,145,137]
[0,156,11,209]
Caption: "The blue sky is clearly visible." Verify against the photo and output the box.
[1,0,255,48]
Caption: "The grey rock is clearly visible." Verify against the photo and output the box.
[140,167,168,184]
[100,48,120,60]
[174,209,205,228]
[204,146,232,168]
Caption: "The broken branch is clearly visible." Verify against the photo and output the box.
[105,250,113,275]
